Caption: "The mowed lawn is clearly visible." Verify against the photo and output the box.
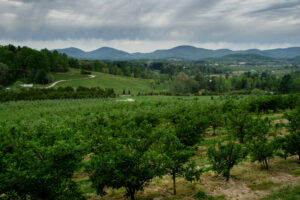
[52,70,169,94]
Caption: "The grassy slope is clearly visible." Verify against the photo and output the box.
[51,68,88,81]
[50,68,169,94]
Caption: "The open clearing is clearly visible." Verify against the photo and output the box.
[45,69,169,94]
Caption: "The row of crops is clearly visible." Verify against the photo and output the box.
[0,95,299,200]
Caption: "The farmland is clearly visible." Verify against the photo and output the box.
[37,68,169,95]
[1,95,299,200]
[51,71,169,95]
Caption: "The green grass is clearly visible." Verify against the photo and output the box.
[49,69,169,94]
[290,169,300,176]
[260,184,300,200]
[51,68,88,81]
[248,181,276,190]
[200,136,228,147]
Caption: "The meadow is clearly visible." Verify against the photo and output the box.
[49,69,169,95]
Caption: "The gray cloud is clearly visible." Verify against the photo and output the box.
[0,0,300,51]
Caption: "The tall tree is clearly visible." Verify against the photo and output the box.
[279,74,293,93]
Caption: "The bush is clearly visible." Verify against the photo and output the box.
[207,138,247,181]
[81,69,91,75]
[194,190,214,200]
[0,87,116,102]
[35,69,50,84]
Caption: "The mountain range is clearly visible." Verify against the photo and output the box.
[55,45,300,61]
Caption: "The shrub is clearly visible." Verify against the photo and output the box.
[194,190,214,200]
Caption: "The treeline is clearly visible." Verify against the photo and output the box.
[171,70,300,95]
[74,60,155,79]
[1,95,299,200]
[73,60,229,80]
[0,45,75,86]
[0,87,115,102]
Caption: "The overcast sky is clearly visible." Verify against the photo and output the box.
[1,0,300,52]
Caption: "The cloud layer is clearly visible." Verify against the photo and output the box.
[1,0,300,52]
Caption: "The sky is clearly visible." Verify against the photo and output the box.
[1,0,300,53]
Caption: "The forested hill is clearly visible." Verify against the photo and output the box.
[0,45,78,86]
[56,45,300,60]
[217,54,274,62]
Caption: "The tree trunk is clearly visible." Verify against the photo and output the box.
[226,143,234,182]
[172,171,176,195]
[213,126,216,136]
[239,136,244,143]
[130,192,135,200]
[264,158,269,170]
[127,188,135,200]
[226,167,230,182]
[226,174,230,182]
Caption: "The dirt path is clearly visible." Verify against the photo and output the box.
[116,98,135,102]
[45,75,95,88]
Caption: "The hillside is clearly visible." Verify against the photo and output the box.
[56,46,300,60]
[48,69,169,95]
[217,53,274,62]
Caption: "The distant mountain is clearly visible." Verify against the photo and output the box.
[141,46,233,60]
[290,55,300,63]
[263,47,300,58]
[88,47,130,60]
[56,47,86,58]
[55,46,300,61]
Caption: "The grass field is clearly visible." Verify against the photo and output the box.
[47,69,169,94]
[51,68,88,81]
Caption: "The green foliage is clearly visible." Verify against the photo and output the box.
[279,74,293,93]
[0,63,11,86]
[260,185,300,200]
[246,118,278,169]
[193,190,214,200]
[0,95,298,199]
[174,108,209,147]
[0,123,86,200]
[225,108,252,143]
[285,108,300,133]
[207,138,247,181]
[87,120,166,200]
[171,72,198,95]
[280,108,300,162]
[205,104,224,136]
[0,45,72,86]
[251,88,265,96]
[0,87,115,102]
[35,69,53,84]
[80,69,91,75]
[159,130,201,195]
